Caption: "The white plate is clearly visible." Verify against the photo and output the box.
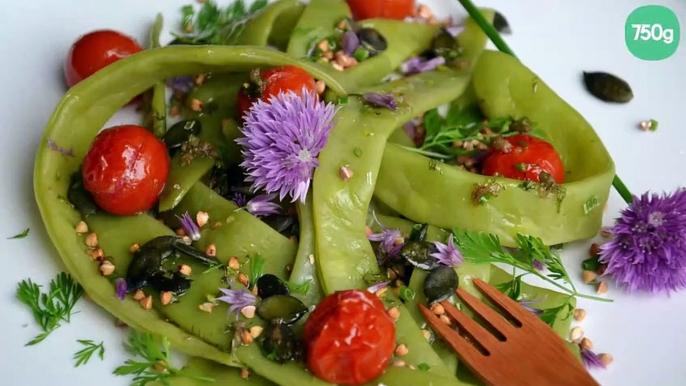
[1,0,685,385]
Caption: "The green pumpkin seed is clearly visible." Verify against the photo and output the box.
[423,266,458,304]
[259,322,300,363]
[256,295,308,324]
[583,71,634,103]
[493,11,511,34]
[163,119,202,151]
[400,241,439,271]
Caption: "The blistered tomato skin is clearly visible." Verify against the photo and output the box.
[303,290,396,386]
[65,30,143,87]
[482,134,565,184]
[346,0,415,20]
[82,125,169,216]
[237,65,316,119]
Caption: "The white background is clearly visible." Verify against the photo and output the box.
[0,0,685,385]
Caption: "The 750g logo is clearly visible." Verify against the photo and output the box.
[625,5,680,60]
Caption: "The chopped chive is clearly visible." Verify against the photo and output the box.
[649,119,659,131]
[353,47,370,62]
[582,255,601,272]
[337,96,349,105]
[514,163,526,172]
[399,286,415,301]
[418,363,431,371]
[353,147,363,157]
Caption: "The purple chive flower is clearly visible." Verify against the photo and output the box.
[176,212,201,241]
[342,30,360,55]
[446,25,465,37]
[581,348,606,370]
[217,288,257,320]
[532,258,546,271]
[231,193,248,208]
[47,137,75,157]
[368,212,404,262]
[400,56,446,75]
[115,278,127,301]
[367,281,390,294]
[167,76,194,93]
[599,190,686,294]
[363,92,398,110]
[246,193,281,217]
[236,87,339,203]
[517,296,547,316]
[431,234,463,267]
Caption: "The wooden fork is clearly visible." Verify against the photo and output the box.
[419,278,600,386]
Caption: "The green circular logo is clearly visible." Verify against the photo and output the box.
[625,5,680,60]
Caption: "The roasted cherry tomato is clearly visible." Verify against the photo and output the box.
[482,134,565,183]
[65,30,143,87]
[303,290,396,386]
[346,0,415,20]
[82,125,169,216]
[236,65,316,118]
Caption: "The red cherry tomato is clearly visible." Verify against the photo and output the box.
[303,290,396,386]
[236,65,316,118]
[65,30,143,87]
[346,0,415,20]
[482,134,565,183]
[82,125,169,216]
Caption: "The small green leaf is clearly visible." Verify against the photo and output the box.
[250,0,268,13]
[249,254,266,287]
[418,363,431,371]
[181,5,195,29]
[8,228,30,239]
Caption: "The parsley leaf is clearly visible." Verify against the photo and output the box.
[8,228,30,239]
[16,273,84,345]
[73,340,105,367]
[451,230,610,302]
[114,330,214,386]
[538,297,574,328]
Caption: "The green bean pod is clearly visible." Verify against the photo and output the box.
[375,51,615,246]
[237,0,306,50]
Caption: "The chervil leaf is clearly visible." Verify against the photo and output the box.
[8,228,30,239]
[451,230,611,303]
[73,340,105,367]
[16,273,84,345]
[114,330,214,386]
[538,298,574,327]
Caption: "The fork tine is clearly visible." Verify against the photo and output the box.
[419,304,484,364]
[455,287,515,337]
[439,301,501,351]
[471,278,530,323]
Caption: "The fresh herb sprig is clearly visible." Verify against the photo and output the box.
[114,330,214,386]
[16,273,84,345]
[401,106,537,160]
[173,0,268,45]
[73,340,105,367]
[538,297,574,327]
[452,230,611,302]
